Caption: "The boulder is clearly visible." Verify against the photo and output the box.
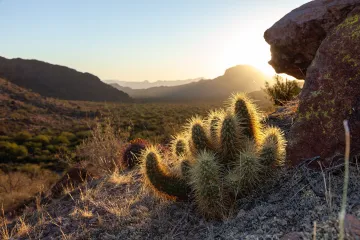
[264,0,360,79]
[265,1,360,166]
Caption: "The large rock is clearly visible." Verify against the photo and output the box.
[265,1,360,166]
[264,0,360,79]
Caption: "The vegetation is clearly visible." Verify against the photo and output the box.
[121,138,149,169]
[141,93,286,219]
[264,75,302,106]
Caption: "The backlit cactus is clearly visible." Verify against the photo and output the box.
[228,93,263,145]
[141,93,286,219]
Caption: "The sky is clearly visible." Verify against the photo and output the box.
[0,0,308,82]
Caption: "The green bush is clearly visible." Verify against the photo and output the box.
[24,141,43,153]
[0,141,28,160]
[33,135,50,144]
[14,131,32,143]
[59,132,76,141]
[53,135,70,145]
[264,75,301,106]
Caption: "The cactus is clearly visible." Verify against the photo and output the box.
[170,134,189,158]
[141,92,287,219]
[206,109,223,147]
[216,111,243,167]
[260,127,286,167]
[189,151,231,218]
[121,138,148,168]
[226,141,264,196]
[187,117,213,154]
[228,93,262,144]
[141,146,190,200]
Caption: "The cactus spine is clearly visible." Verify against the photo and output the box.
[141,93,286,219]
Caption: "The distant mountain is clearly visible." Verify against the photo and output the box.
[0,56,132,102]
[110,65,271,103]
[104,78,205,89]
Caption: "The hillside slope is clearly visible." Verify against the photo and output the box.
[0,78,100,135]
[111,65,271,102]
[0,56,132,102]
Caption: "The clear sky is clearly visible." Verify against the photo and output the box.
[0,0,308,82]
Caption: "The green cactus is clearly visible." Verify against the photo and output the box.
[228,93,263,144]
[260,127,286,167]
[189,151,231,219]
[216,111,243,167]
[141,92,287,219]
[187,117,213,154]
[141,147,190,200]
[206,109,223,147]
[226,141,264,196]
[170,133,189,157]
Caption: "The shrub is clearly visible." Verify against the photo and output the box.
[14,131,32,143]
[264,75,301,106]
[60,132,76,141]
[0,141,28,160]
[76,120,125,175]
[33,134,50,144]
[121,138,148,169]
[141,93,286,219]
[53,135,70,145]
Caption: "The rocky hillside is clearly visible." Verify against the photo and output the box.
[111,65,271,103]
[0,77,100,135]
[0,56,132,102]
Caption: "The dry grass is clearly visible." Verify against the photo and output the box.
[76,120,126,175]
[0,169,58,212]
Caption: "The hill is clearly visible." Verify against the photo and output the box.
[110,65,272,102]
[105,77,205,89]
[0,56,132,102]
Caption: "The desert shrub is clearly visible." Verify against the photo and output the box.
[60,132,76,141]
[46,145,56,153]
[141,93,286,219]
[53,135,70,145]
[121,138,148,168]
[0,136,11,141]
[76,120,125,175]
[264,75,301,106]
[0,167,59,211]
[0,141,28,160]
[33,134,50,144]
[75,130,92,139]
[24,141,43,153]
[14,131,32,143]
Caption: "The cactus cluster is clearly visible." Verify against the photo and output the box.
[121,138,149,169]
[141,93,286,218]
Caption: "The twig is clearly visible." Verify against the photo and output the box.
[339,120,350,240]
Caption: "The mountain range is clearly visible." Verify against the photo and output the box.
[0,56,132,102]
[110,65,272,103]
[104,78,205,89]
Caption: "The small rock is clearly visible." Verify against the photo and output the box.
[345,214,360,238]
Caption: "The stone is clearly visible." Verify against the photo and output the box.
[264,0,360,79]
[265,1,360,166]
[345,214,360,238]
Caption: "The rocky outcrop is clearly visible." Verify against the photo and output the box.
[264,0,360,79]
[265,0,360,166]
